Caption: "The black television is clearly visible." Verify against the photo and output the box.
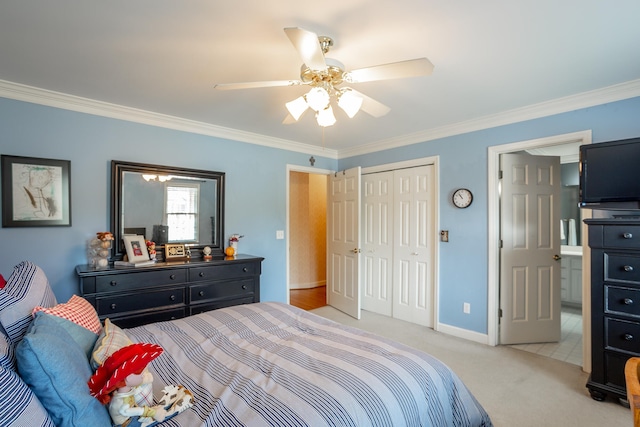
[579,137,640,210]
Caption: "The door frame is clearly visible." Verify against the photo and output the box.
[487,130,593,371]
[362,155,440,331]
[285,164,332,304]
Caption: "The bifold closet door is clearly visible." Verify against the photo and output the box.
[393,165,434,327]
[362,171,394,316]
[361,166,435,327]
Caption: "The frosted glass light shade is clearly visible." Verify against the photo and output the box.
[338,90,363,118]
[316,106,336,127]
[305,87,330,111]
[285,96,309,121]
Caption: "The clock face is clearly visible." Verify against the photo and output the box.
[452,188,473,208]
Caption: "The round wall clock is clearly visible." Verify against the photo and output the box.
[452,188,473,208]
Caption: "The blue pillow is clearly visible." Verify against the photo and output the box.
[15,311,111,427]
[36,312,99,360]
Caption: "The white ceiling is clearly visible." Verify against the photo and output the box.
[1,1,640,155]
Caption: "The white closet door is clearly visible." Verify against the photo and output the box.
[392,165,435,327]
[362,171,394,316]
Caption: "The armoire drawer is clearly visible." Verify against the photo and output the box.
[605,285,640,318]
[605,317,640,354]
[190,262,257,282]
[603,225,640,249]
[189,278,254,303]
[96,269,187,293]
[96,288,185,316]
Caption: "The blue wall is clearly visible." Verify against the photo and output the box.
[2,95,640,336]
[0,98,337,303]
[339,96,640,333]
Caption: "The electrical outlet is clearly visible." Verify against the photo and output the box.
[463,302,471,314]
[276,230,284,239]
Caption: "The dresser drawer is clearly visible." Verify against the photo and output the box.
[109,308,186,329]
[603,225,640,249]
[96,269,187,293]
[605,285,640,318]
[604,253,640,284]
[190,262,258,282]
[605,318,640,354]
[603,352,629,390]
[189,296,255,316]
[96,288,185,316]
[190,278,255,303]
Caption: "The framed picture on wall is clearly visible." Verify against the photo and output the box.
[1,155,71,227]
[122,234,150,263]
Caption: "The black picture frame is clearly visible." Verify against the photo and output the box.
[1,155,71,227]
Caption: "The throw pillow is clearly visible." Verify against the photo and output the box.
[35,312,99,360]
[91,318,133,370]
[0,362,55,427]
[0,261,57,346]
[0,273,6,289]
[15,311,112,427]
[33,294,102,335]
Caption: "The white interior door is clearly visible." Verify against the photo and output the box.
[362,171,394,316]
[327,167,361,319]
[500,153,561,344]
[392,166,435,327]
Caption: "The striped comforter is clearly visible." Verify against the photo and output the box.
[125,302,492,427]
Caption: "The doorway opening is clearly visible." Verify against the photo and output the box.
[487,130,593,372]
[286,166,330,311]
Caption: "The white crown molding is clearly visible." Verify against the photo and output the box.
[0,79,339,160]
[338,79,640,159]
[2,78,639,161]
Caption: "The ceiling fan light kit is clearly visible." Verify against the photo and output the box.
[215,27,434,128]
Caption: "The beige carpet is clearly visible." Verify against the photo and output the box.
[310,306,629,427]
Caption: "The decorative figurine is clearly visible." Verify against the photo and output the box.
[146,241,157,261]
[203,246,212,260]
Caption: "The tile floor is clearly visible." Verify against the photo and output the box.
[508,305,583,366]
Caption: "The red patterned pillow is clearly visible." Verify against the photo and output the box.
[33,295,102,335]
[0,274,5,289]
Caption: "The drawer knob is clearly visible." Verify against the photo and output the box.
[624,265,634,272]
[170,295,176,301]
[623,232,634,239]
[624,333,634,341]
[199,291,205,297]
[243,267,248,272]
[199,272,205,277]
[110,281,117,287]
[625,298,634,305]
[110,303,117,310]
[170,274,176,280]
[242,285,247,290]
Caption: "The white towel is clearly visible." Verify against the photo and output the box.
[568,219,577,246]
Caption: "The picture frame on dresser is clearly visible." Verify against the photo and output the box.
[122,234,150,263]
[1,155,71,227]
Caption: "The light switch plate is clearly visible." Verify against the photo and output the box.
[276,230,284,239]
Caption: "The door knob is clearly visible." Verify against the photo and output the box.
[553,254,561,261]
[351,248,361,253]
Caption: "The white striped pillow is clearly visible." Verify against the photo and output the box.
[0,261,57,347]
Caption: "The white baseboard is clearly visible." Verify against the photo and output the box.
[436,322,491,346]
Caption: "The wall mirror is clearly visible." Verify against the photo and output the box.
[111,160,225,260]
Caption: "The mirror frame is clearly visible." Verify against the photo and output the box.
[111,160,225,260]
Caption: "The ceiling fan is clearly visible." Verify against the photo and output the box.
[213,27,434,127]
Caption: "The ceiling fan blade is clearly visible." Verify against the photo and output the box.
[346,58,434,83]
[284,27,327,71]
[214,80,303,90]
[349,89,391,117]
